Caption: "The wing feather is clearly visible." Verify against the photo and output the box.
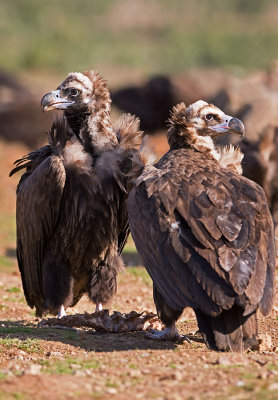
[16,155,66,308]
[128,149,275,317]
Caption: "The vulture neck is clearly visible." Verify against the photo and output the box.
[167,125,220,161]
[65,100,117,157]
[65,111,88,140]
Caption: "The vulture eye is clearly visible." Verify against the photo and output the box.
[69,88,79,97]
[205,114,214,121]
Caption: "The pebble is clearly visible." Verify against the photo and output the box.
[73,370,86,377]
[216,356,232,366]
[106,388,118,394]
[268,383,278,391]
[24,364,42,375]
[47,351,63,357]
[258,333,273,352]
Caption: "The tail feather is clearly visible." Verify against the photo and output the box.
[114,113,143,150]
[195,306,258,352]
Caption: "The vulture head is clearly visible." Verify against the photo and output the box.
[41,71,111,115]
[167,100,245,151]
[41,71,116,150]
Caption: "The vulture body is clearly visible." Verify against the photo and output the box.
[128,101,275,352]
[10,71,142,317]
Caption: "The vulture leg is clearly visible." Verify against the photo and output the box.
[57,305,66,319]
[146,285,187,341]
[42,254,73,316]
[95,303,103,312]
[194,307,259,352]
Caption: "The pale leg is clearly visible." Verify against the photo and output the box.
[95,303,103,312]
[57,305,66,319]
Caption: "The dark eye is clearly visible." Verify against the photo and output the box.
[205,114,214,121]
[69,88,79,96]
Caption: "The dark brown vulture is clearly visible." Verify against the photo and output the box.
[10,70,142,318]
[128,100,276,352]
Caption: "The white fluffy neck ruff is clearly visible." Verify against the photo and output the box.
[218,145,243,175]
[190,129,220,161]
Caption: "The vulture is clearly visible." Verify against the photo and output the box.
[128,100,276,352]
[10,70,142,318]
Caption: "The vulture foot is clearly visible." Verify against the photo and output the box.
[146,324,189,342]
[57,305,66,319]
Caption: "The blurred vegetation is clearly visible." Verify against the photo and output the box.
[0,0,278,77]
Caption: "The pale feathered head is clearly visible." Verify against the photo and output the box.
[167,100,245,149]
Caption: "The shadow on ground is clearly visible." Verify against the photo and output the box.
[0,320,187,353]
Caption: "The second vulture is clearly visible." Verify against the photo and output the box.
[128,100,275,352]
[10,70,142,317]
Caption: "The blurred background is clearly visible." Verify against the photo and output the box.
[1,0,278,270]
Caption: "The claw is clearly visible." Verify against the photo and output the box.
[145,324,188,342]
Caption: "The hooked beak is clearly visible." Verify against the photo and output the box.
[210,116,245,139]
[41,90,74,112]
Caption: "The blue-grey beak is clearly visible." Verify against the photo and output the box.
[41,90,74,112]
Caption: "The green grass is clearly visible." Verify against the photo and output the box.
[40,357,100,375]
[127,267,152,287]
[105,380,119,389]
[122,235,137,254]
[0,326,39,335]
[0,256,14,272]
[0,0,278,76]
[0,214,17,272]
[0,337,40,354]
[0,393,28,400]
[6,287,20,293]
[62,330,78,341]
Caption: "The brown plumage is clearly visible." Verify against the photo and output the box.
[10,70,142,317]
[128,100,275,352]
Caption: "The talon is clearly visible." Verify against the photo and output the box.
[145,324,182,341]
[182,335,192,344]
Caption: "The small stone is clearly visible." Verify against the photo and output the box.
[128,370,141,377]
[268,383,278,391]
[70,364,81,370]
[257,369,268,379]
[236,380,244,387]
[106,388,118,394]
[258,333,273,352]
[25,364,42,375]
[84,369,92,376]
[49,351,63,357]
[216,356,231,366]
[73,370,86,377]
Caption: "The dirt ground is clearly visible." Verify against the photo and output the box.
[1,139,278,400]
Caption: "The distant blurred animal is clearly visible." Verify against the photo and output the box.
[112,76,177,132]
[128,100,275,352]
[0,70,52,147]
[10,71,142,317]
[240,126,278,229]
